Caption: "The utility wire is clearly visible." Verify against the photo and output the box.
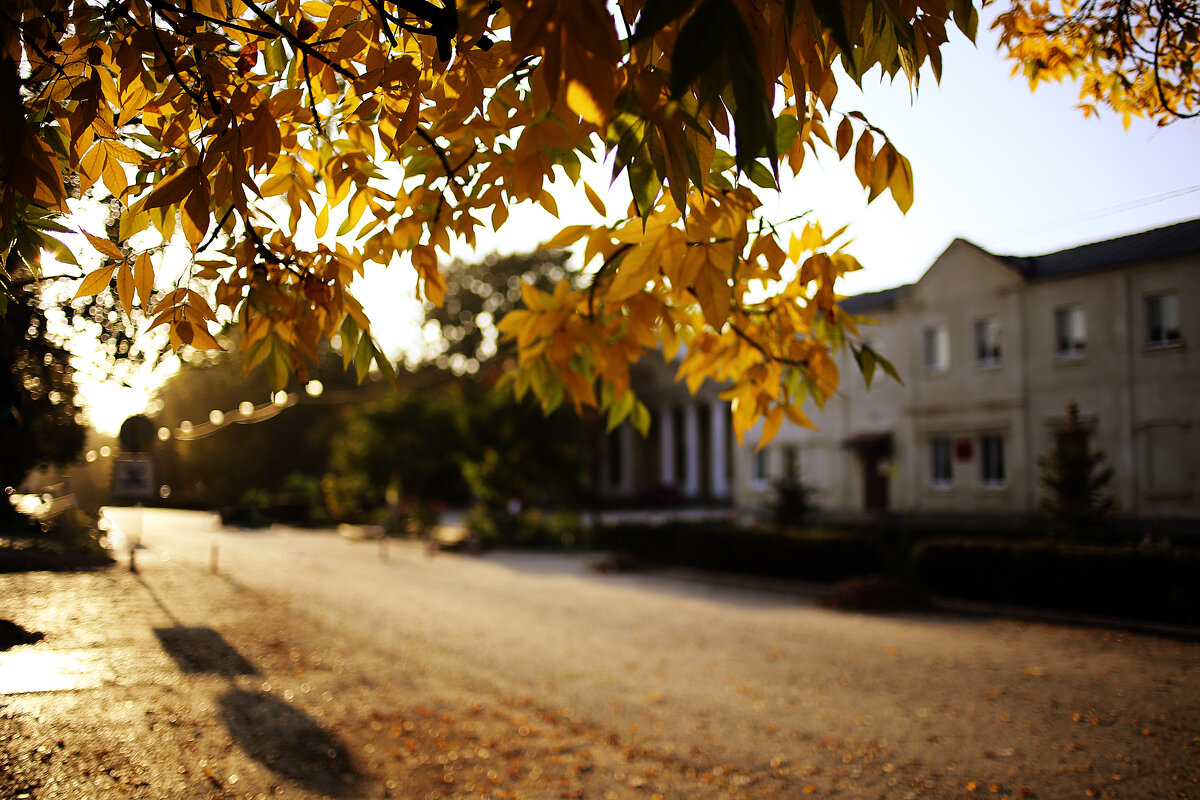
[995,184,1200,243]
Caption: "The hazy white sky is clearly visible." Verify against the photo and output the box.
[79,17,1199,433]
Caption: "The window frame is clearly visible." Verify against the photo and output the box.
[974,317,1002,367]
[979,434,1006,488]
[923,323,950,375]
[1054,305,1087,359]
[1146,292,1181,348]
[930,437,952,488]
[749,446,770,488]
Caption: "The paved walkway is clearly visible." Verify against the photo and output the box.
[2,524,1199,799]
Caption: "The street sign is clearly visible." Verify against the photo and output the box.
[112,456,154,499]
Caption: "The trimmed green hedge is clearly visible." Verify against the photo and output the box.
[590,521,1200,626]
[910,538,1200,626]
[593,522,885,583]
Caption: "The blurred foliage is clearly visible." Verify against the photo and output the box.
[322,382,471,524]
[152,336,372,512]
[323,375,593,527]
[0,263,85,504]
[423,250,572,370]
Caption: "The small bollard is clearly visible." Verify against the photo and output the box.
[129,547,137,573]
[210,542,219,574]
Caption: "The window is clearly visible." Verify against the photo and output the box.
[1054,306,1087,358]
[980,435,1005,487]
[930,437,952,487]
[923,324,949,374]
[750,447,770,486]
[1146,293,1181,347]
[974,318,1001,366]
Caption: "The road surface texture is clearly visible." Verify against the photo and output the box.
[2,508,1197,799]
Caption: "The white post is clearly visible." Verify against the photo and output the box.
[710,400,730,499]
[683,404,701,498]
[659,405,676,486]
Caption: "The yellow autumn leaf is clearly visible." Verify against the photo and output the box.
[73,265,117,299]
[566,79,605,127]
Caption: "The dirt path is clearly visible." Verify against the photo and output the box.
[2,520,1198,799]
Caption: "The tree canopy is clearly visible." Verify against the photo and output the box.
[1,0,1189,448]
[0,262,85,494]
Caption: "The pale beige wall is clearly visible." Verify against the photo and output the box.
[713,240,1199,520]
[902,241,1030,514]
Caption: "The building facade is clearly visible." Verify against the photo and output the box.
[598,218,1200,522]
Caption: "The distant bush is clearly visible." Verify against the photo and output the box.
[910,538,1200,626]
[468,507,588,549]
[593,522,885,583]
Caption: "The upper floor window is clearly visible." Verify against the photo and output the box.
[1054,306,1087,358]
[980,434,1005,487]
[1146,292,1181,348]
[923,324,949,374]
[974,318,1001,366]
[930,437,952,487]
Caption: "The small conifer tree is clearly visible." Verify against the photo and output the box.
[1038,402,1117,539]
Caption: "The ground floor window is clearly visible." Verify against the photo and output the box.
[750,447,769,486]
[980,434,1005,487]
[930,437,952,487]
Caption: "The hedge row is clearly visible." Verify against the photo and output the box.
[910,538,1200,626]
[592,522,885,584]
[592,522,1200,626]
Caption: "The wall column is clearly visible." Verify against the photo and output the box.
[659,405,676,486]
[682,403,701,498]
[710,400,730,499]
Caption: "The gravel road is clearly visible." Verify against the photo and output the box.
[1,508,1197,799]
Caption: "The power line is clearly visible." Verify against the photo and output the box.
[995,184,1200,243]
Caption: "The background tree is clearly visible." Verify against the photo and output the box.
[322,383,471,525]
[152,336,375,514]
[423,250,571,371]
[990,0,1200,124]
[1038,402,1117,540]
[0,260,85,525]
[325,250,593,529]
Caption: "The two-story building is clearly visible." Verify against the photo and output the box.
[596,218,1200,523]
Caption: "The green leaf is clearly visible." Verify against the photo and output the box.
[627,145,663,219]
[746,160,777,189]
[853,343,877,387]
[630,399,651,436]
[354,330,373,382]
[876,350,904,384]
[773,114,800,159]
[340,314,360,371]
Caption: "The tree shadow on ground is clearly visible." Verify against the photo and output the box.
[218,687,361,796]
[153,627,259,675]
[0,619,43,650]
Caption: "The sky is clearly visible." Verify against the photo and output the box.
[77,15,1199,434]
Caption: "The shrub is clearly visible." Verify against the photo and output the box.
[593,522,885,583]
[910,538,1200,625]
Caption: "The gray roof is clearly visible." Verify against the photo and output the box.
[839,284,912,314]
[999,217,1200,279]
[839,217,1200,310]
